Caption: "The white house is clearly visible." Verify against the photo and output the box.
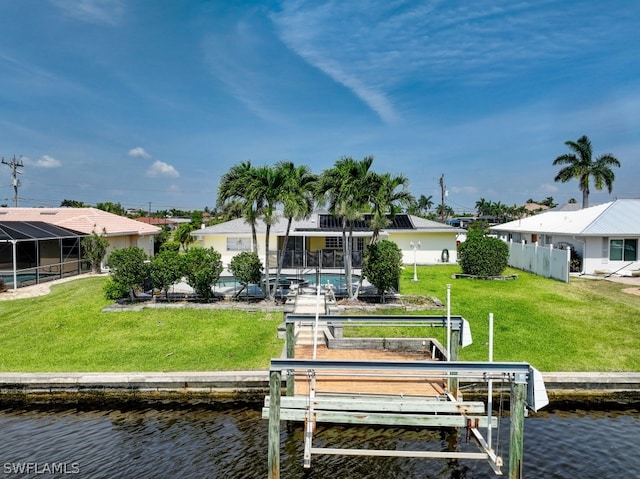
[191,212,464,270]
[491,199,640,276]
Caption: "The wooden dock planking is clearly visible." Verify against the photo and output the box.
[294,345,447,396]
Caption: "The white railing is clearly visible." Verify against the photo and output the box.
[506,240,570,282]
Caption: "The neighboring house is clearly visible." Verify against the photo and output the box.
[491,199,640,275]
[191,212,463,270]
[0,207,160,267]
[136,216,180,231]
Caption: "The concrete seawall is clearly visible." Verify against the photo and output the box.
[1,371,639,405]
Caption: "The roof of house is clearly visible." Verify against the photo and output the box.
[192,213,463,237]
[0,208,160,237]
[136,216,178,226]
[492,199,640,236]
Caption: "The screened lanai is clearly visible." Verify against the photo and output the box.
[0,221,88,290]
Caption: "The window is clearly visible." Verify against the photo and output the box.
[325,237,365,250]
[609,239,637,261]
[226,237,250,251]
[325,237,342,249]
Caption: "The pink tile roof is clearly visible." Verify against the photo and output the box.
[0,208,160,236]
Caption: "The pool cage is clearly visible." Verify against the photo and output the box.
[0,221,89,290]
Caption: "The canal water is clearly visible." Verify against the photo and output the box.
[0,402,637,478]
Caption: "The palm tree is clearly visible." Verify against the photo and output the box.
[369,172,413,243]
[553,135,621,208]
[417,194,433,215]
[317,156,374,300]
[274,161,317,295]
[251,164,283,301]
[216,161,262,255]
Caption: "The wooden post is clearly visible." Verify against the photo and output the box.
[509,374,527,479]
[268,369,282,479]
[449,329,460,397]
[286,321,295,396]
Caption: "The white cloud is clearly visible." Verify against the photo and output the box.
[128,147,151,159]
[49,0,125,26]
[146,161,179,178]
[23,155,62,168]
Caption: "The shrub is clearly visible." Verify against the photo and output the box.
[106,247,149,301]
[150,249,185,300]
[362,240,403,303]
[160,241,181,253]
[183,247,223,301]
[82,231,109,273]
[228,252,263,300]
[458,229,509,277]
[103,278,129,300]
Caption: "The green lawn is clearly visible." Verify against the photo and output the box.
[0,267,638,372]
[396,265,640,371]
[0,277,283,372]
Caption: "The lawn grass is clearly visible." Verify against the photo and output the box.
[0,277,283,372]
[394,265,640,371]
[1,267,639,372]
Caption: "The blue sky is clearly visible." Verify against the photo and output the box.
[1,0,638,213]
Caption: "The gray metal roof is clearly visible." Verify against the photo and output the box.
[492,199,640,236]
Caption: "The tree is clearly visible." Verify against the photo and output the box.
[81,230,109,273]
[317,156,375,300]
[60,199,87,207]
[457,228,509,277]
[228,251,263,300]
[553,135,621,208]
[174,223,195,251]
[369,172,413,244]
[106,247,149,301]
[96,201,125,216]
[217,161,262,255]
[251,164,283,301]
[183,247,223,302]
[150,250,185,300]
[362,240,403,303]
[273,161,317,297]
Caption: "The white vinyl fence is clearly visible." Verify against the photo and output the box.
[506,240,571,283]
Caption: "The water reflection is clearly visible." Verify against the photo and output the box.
[0,403,638,478]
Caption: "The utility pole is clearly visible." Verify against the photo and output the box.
[2,155,23,207]
[439,173,446,223]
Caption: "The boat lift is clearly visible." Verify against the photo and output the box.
[265,313,548,479]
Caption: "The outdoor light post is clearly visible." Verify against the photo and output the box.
[410,241,420,281]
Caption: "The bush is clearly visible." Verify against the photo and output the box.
[82,231,109,273]
[103,278,129,300]
[150,249,185,300]
[458,229,509,277]
[228,252,263,300]
[183,247,223,301]
[106,247,149,301]
[362,240,403,303]
[160,241,181,253]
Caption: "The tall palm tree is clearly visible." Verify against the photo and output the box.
[216,161,262,255]
[553,135,621,208]
[317,156,374,300]
[274,161,317,295]
[251,164,283,301]
[369,172,413,244]
[417,194,433,215]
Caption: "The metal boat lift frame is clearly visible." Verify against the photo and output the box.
[267,314,548,479]
[266,358,546,479]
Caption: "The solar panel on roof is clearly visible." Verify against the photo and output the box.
[317,214,415,231]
